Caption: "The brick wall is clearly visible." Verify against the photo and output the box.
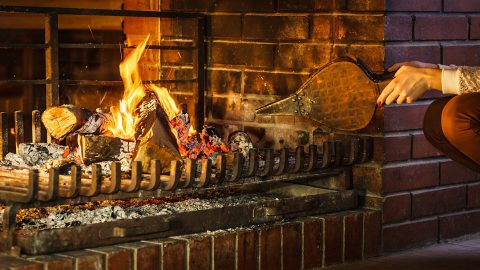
[355,0,480,252]
[0,210,381,270]
[154,0,385,148]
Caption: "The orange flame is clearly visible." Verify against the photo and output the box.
[107,36,180,140]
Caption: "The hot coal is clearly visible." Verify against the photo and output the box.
[0,193,274,230]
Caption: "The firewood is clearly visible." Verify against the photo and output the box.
[133,91,181,172]
[41,105,93,140]
[78,135,123,165]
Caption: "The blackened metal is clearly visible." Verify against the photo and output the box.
[31,110,42,143]
[14,111,24,154]
[333,140,343,167]
[193,16,206,131]
[344,139,359,166]
[0,43,49,49]
[306,145,317,172]
[40,168,59,201]
[210,154,226,185]
[81,164,102,197]
[160,160,181,191]
[181,158,196,188]
[274,148,288,176]
[360,137,372,163]
[123,161,141,192]
[292,146,304,173]
[144,160,161,191]
[246,149,258,177]
[320,142,334,169]
[0,79,48,86]
[257,149,274,177]
[0,5,203,18]
[226,152,243,182]
[0,112,7,160]
[58,43,195,50]
[45,13,59,108]
[103,162,121,194]
[65,165,81,198]
[194,159,212,187]
[60,79,196,86]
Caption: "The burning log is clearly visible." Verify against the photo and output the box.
[41,105,93,140]
[78,135,122,165]
[133,91,181,172]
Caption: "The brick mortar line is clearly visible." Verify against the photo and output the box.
[382,216,439,229]
[210,39,384,45]
[382,157,451,168]
[386,11,480,16]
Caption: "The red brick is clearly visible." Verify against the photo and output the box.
[237,230,257,270]
[439,210,480,239]
[385,45,441,68]
[412,133,443,159]
[343,0,384,11]
[282,223,302,270]
[243,72,309,97]
[383,135,411,162]
[243,15,310,40]
[412,185,466,218]
[383,103,430,132]
[259,226,282,270]
[383,218,439,252]
[91,246,132,270]
[213,232,236,270]
[386,0,442,11]
[382,162,439,194]
[415,15,468,40]
[324,215,343,266]
[467,183,480,209]
[312,15,332,41]
[208,69,242,94]
[278,0,316,11]
[344,212,364,262]
[208,42,275,68]
[364,211,382,258]
[162,239,187,270]
[60,250,104,270]
[334,15,384,42]
[470,16,480,39]
[0,255,43,270]
[29,255,73,270]
[383,193,412,224]
[444,0,480,12]
[164,0,275,12]
[187,235,212,270]
[443,45,480,66]
[207,15,241,38]
[385,15,413,41]
[277,44,331,70]
[303,217,324,269]
[121,242,161,270]
[332,45,384,72]
[440,161,480,185]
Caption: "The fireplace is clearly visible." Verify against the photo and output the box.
[5,0,480,269]
[0,1,382,268]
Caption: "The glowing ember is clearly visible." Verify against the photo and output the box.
[106,36,229,160]
[106,36,179,141]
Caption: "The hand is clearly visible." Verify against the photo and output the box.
[377,65,442,105]
[387,61,438,72]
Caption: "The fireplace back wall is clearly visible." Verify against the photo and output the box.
[125,0,385,148]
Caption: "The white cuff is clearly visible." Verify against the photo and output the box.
[438,64,457,70]
[441,69,459,95]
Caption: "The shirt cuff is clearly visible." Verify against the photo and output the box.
[441,69,459,95]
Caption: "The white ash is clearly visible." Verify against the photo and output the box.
[18,143,66,167]
[11,194,269,230]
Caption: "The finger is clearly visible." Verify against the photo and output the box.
[396,95,407,105]
[377,79,397,105]
[387,62,405,72]
[385,88,401,105]
[406,97,414,104]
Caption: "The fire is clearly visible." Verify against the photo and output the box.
[106,36,179,140]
